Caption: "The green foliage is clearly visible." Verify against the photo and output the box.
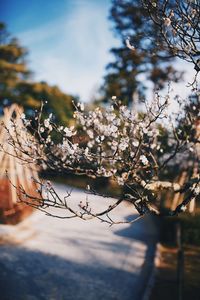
[160,212,200,247]
[180,213,200,246]
[0,22,30,102]
[0,22,75,124]
[176,93,200,146]
[101,0,182,105]
[17,81,75,124]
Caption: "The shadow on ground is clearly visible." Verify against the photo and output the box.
[0,214,158,300]
[0,245,141,300]
[114,214,159,298]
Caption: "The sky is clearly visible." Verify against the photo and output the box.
[0,0,120,102]
[0,0,196,103]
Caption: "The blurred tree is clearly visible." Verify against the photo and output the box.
[0,22,75,124]
[101,0,182,105]
[0,22,30,104]
[17,81,75,123]
[143,0,200,72]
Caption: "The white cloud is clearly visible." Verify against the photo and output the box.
[17,1,196,104]
[17,1,119,102]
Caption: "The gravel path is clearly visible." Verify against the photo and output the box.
[0,184,158,300]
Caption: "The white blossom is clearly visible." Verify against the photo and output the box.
[97,167,106,175]
[21,113,26,120]
[119,137,129,151]
[87,141,94,148]
[180,205,187,212]
[117,177,125,186]
[77,102,85,111]
[87,130,94,139]
[84,147,89,156]
[86,184,90,190]
[164,17,171,27]
[44,119,50,128]
[194,186,200,195]
[125,37,135,50]
[46,136,51,144]
[140,155,148,165]
[64,127,73,137]
[132,140,139,147]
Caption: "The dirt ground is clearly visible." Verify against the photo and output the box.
[150,244,200,300]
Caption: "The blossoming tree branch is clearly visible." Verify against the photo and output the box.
[1,0,200,225]
[142,0,200,86]
[2,91,200,225]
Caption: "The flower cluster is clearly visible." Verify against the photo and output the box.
[8,91,199,192]
[143,0,200,76]
[3,90,200,221]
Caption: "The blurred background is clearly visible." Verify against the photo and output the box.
[0,0,195,115]
[0,1,199,299]
[0,0,120,116]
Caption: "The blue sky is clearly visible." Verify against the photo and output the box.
[0,0,120,101]
[0,0,195,103]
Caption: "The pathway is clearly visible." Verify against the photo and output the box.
[0,183,158,300]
